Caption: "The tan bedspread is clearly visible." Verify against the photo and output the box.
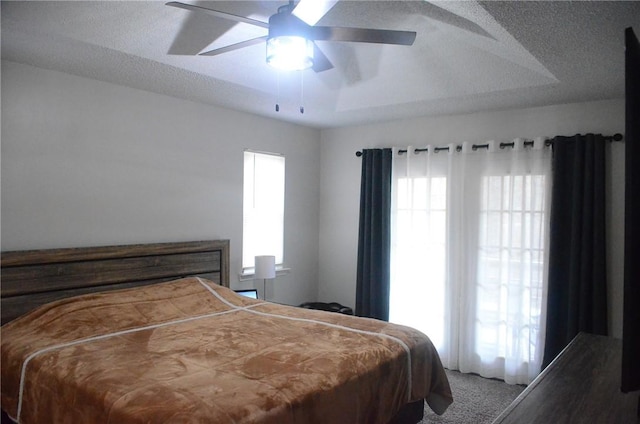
[1,277,452,423]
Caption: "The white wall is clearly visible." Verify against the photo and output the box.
[318,99,625,338]
[1,60,321,306]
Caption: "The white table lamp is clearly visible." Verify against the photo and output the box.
[254,255,276,300]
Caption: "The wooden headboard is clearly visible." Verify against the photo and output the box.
[0,240,230,324]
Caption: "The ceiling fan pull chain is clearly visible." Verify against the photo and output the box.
[299,70,305,114]
[275,70,281,112]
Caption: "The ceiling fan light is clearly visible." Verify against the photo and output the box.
[266,36,314,71]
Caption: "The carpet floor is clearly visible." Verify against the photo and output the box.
[422,370,526,424]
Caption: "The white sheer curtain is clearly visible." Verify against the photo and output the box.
[389,138,552,384]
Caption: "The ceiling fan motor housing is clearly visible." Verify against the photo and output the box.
[266,10,315,70]
[268,10,309,39]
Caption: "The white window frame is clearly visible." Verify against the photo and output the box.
[241,150,285,277]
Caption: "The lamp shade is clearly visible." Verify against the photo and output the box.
[254,255,276,279]
[266,35,314,71]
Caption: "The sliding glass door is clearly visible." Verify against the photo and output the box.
[389,140,551,384]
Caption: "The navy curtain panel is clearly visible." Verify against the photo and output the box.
[542,134,608,367]
[356,148,392,321]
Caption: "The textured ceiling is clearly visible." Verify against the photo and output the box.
[2,1,639,129]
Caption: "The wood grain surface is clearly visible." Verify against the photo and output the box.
[493,332,639,424]
[1,240,230,324]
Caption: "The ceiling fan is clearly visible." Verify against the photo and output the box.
[166,0,417,72]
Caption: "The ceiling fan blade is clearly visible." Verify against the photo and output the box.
[199,36,268,57]
[310,26,416,46]
[312,44,334,72]
[292,0,339,26]
[166,2,269,29]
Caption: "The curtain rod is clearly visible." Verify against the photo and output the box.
[355,133,623,157]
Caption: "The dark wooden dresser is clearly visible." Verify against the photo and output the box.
[493,332,639,424]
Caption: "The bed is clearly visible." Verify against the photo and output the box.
[0,240,452,423]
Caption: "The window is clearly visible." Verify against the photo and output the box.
[242,150,285,273]
[475,174,548,362]
[391,176,447,349]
